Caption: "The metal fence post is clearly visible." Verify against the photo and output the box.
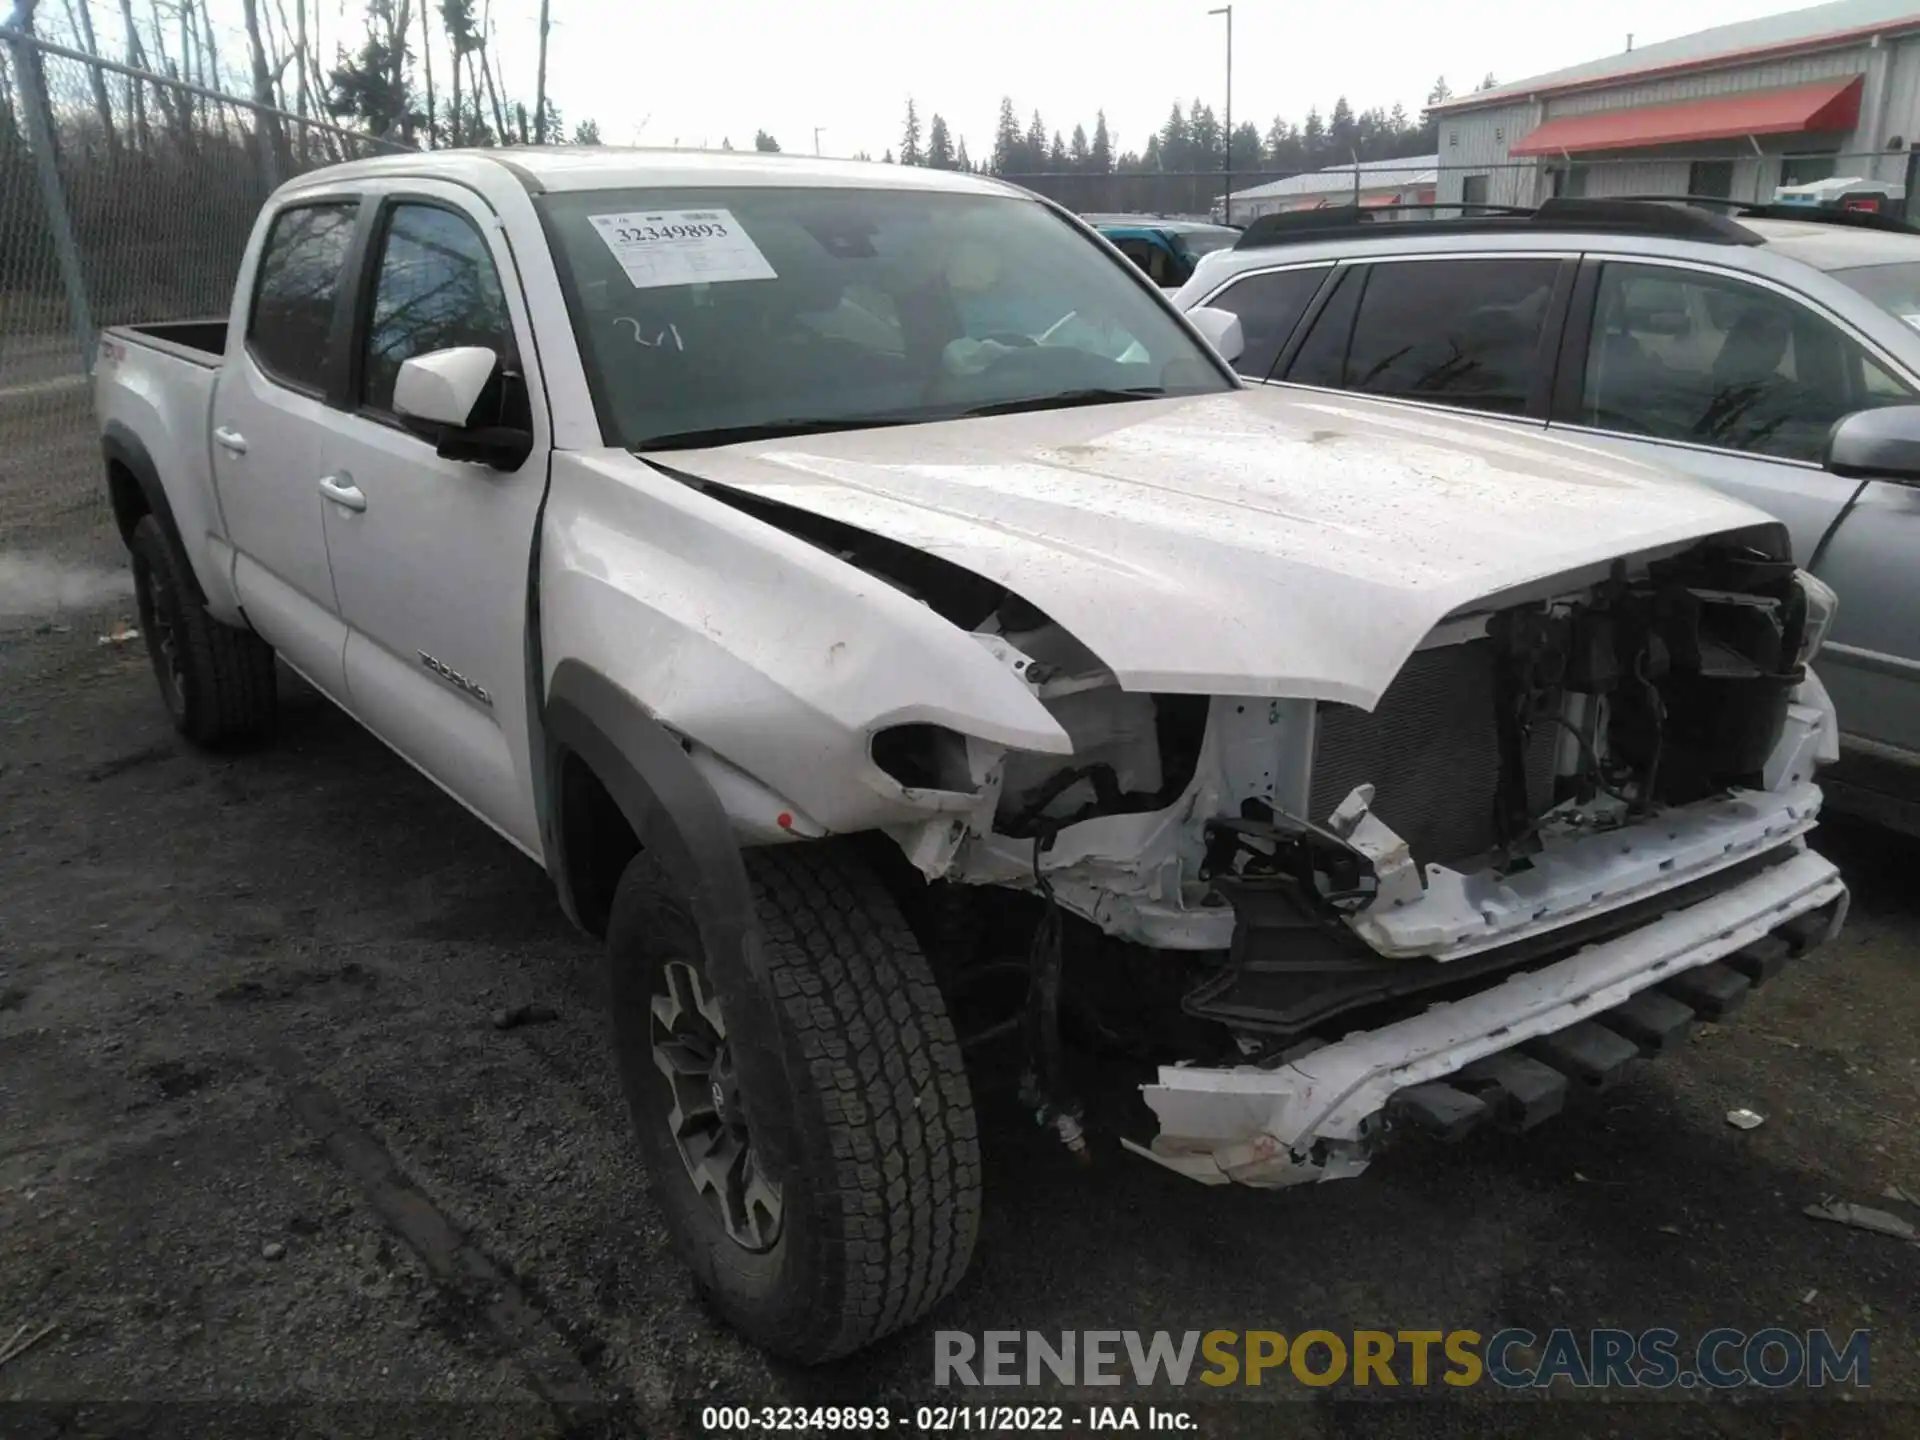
[5,26,96,374]
[254,106,280,193]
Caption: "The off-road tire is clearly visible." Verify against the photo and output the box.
[607,844,981,1363]
[128,514,277,745]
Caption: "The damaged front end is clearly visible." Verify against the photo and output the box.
[891,535,1848,1187]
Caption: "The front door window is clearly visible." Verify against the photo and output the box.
[1579,263,1913,461]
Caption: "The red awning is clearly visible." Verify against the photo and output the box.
[1509,76,1862,157]
[1359,194,1402,208]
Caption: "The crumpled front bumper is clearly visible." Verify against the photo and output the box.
[1126,844,1847,1188]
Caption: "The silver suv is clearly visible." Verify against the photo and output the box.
[1173,197,1920,834]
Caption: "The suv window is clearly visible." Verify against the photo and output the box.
[1285,258,1559,415]
[248,202,357,392]
[1578,263,1914,462]
[1203,265,1330,380]
[360,203,515,415]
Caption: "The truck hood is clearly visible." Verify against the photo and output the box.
[645,389,1778,709]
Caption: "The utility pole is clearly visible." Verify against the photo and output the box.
[534,0,551,143]
[1209,5,1233,223]
[814,126,826,156]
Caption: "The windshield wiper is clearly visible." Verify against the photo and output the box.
[958,387,1168,418]
[637,416,915,451]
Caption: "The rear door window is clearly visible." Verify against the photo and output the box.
[1577,262,1916,461]
[1201,265,1330,380]
[247,202,358,393]
[1332,258,1560,416]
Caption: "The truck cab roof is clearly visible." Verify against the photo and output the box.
[281,146,1024,198]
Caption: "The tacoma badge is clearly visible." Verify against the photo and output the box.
[417,651,492,707]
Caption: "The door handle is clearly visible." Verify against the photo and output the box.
[318,472,366,512]
[213,426,247,454]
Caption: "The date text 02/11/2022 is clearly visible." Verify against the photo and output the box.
[698,1407,1195,1432]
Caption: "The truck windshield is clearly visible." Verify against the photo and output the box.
[1831,260,1920,331]
[539,185,1233,450]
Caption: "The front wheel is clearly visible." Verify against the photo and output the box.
[607,844,981,1363]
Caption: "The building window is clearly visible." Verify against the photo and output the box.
[1688,160,1735,199]
[1548,165,1589,198]
[1781,152,1838,187]
[1461,174,1490,206]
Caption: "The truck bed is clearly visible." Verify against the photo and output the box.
[111,320,227,366]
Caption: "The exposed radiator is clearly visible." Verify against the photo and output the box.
[1308,640,1560,868]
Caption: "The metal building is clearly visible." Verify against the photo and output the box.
[1224,155,1440,220]
[1431,0,1920,208]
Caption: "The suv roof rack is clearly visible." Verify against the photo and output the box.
[1602,194,1920,236]
[1233,197,1764,251]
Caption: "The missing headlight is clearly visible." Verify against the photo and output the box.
[871,723,977,794]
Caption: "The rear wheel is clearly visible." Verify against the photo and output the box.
[607,844,981,1363]
[128,514,277,745]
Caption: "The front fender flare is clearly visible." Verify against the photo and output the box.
[542,660,798,1165]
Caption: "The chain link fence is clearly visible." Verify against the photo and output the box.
[1,24,406,676]
[1016,151,1915,222]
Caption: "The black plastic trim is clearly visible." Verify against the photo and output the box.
[541,661,795,1165]
[101,421,199,599]
[1528,257,1581,421]
[1550,257,1604,424]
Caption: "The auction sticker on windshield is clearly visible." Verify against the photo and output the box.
[589,209,777,289]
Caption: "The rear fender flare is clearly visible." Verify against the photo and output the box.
[102,421,203,602]
[542,659,798,1169]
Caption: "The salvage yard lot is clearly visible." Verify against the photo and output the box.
[3,629,1918,1438]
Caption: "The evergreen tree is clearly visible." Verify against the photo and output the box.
[1157,102,1190,171]
[754,128,780,151]
[1427,76,1453,106]
[955,136,973,172]
[1232,121,1261,172]
[927,112,954,169]
[572,117,601,145]
[1025,110,1048,171]
[1189,99,1221,171]
[1048,130,1067,169]
[1068,123,1090,172]
[882,147,894,163]
[1264,116,1297,169]
[901,98,923,166]
[1301,106,1326,164]
[1478,72,1498,92]
[991,96,1022,173]
[1328,96,1357,158]
[1090,110,1112,173]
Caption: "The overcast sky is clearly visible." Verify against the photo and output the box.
[486,0,1797,157]
[111,1,1807,160]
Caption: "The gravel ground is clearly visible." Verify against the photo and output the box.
[3,614,1918,1440]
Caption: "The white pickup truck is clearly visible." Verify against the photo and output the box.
[95,149,1849,1363]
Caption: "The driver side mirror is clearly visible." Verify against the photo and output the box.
[394,346,534,470]
[1185,305,1245,365]
[1825,405,1920,484]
